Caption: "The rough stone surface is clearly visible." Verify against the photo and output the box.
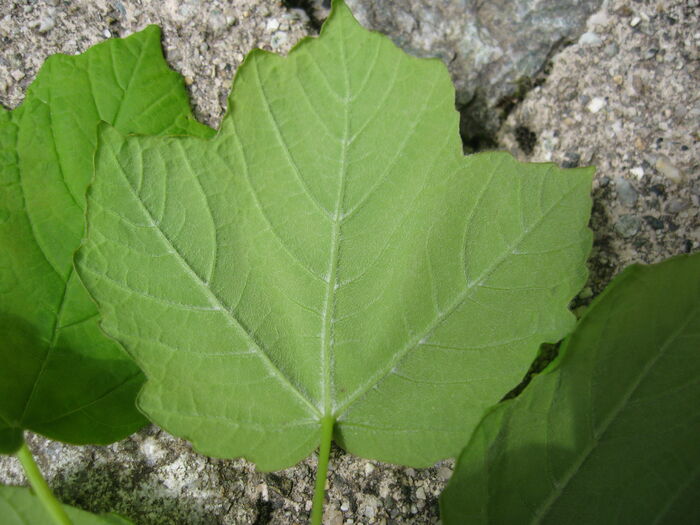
[337,0,604,143]
[498,0,699,294]
[1,430,448,524]
[1,0,698,523]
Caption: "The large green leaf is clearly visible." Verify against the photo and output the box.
[0,26,214,453]
[76,0,592,471]
[0,486,132,525]
[440,253,700,524]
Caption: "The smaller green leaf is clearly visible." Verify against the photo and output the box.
[440,253,700,525]
[0,25,213,453]
[0,485,133,525]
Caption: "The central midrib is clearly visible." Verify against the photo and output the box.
[320,24,351,417]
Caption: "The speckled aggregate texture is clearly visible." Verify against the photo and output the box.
[1,0,698,523]
[498,0,699,293]
[341,0,604,144]
[0,0,310,127]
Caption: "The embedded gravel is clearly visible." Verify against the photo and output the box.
[1,0,698,523]
[498,0,699,293]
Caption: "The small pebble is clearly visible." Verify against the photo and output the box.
[650,184,666,197]
[644,47,658,60]
[691,180,700,197]
[327,509,343,525]
[271,31,288,48]
[112,1,126,17]
[562,151,581,168]
[586,97,606,113]
[631,74,645,95]
[630,16,641,27]
[437,466,453,481]
[630,166,644,179]
[614,215,641,238]
[666,199,689,214]
[615,177,638,207]
[364,463,375,476]
[579,32,602,46]
[604,42,619,57]
[655,155,682,182]
[11,70,24,81]
[208,11,228,33]
[664,217,680,232]
[38,16,55,33]
[643,215,664,230]
[588,10,610,26]
[266,18,280,32]
[416,486,426,500]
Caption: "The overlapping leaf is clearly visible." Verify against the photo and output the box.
[76,0,592,470]
[0,26,214,453]
[0,486,133,525]
[441,253,700,524]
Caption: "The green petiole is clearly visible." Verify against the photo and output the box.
[310,416,335,525]
[16,440,73,525]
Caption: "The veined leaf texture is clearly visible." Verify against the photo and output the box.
[441,253,700,525]
[0,26,213,453]
[76,1,593,470]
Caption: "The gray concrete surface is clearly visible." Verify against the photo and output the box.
[343,0,604,144]
[498,0,699,296]
[1,0,698,523]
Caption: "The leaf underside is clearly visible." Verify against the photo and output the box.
[0,26,213,453]
[440,253,700,524]
[77,1,593,470]
[0,485,133,525]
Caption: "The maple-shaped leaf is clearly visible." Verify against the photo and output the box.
[0,26,214,453]
[440,253,700,525]
[76,0,592,471]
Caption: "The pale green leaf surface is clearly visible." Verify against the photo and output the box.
[0,26,214,454]
[441,253,700,524]
[77,1,592,470]
[0,486,132,525]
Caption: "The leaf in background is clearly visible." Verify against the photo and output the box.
[76,0,592,471]
[440,253,700,525]
[0,26,214,453]
[0,485,133,525]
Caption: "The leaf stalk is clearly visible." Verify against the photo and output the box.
[310,415,334,525]
[16,440,73,525]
